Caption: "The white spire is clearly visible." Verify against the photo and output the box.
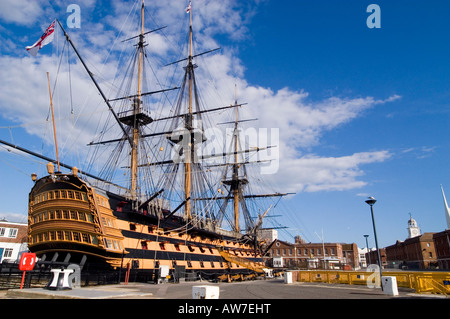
[441,185,450,229]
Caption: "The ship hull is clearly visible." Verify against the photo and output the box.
[28,173,266,282]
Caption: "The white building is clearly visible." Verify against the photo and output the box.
[257,229,278,245]
[0,220,28,263]
[358,247,372,268]
[407,214,421,239]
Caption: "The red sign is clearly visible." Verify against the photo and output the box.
[19,253,37,271]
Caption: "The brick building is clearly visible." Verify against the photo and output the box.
[366,248,387,268]
[264,238,360,270]
[384,232,437,270]
[433,229,450,269]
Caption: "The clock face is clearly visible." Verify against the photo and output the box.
[410,229,419,236]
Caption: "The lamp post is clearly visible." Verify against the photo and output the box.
[363,234,371,266]
[365,197,383,290]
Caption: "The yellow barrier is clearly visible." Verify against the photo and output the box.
[290,270,450,295]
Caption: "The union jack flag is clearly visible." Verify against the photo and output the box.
[26,20,56,56]
[186,1,191,13]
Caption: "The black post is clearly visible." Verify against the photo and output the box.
[365,197,384,291]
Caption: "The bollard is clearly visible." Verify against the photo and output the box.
[192,285,220,299]
[45,268,75,290]
[284,271,293,284]
[381,276,399,296]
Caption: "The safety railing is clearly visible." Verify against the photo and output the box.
[289,269,450,295]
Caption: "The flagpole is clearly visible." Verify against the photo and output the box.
[46,72,60,172]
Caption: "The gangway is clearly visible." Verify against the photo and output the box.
[218,249,269,274]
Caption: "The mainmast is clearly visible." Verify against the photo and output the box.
[233,86,240,231]
[184,4,195,218]
[130,0,146,201]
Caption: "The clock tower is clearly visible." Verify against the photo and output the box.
[407,214,421,239]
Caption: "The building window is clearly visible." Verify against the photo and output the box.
[63,210,70,219]
[78,212,86,221]
[3,248,13,258]
[141,241,148,250]
[72,232,80,241]
[8,228,17,238]
[104,238,112,248]
[82,233,91,243]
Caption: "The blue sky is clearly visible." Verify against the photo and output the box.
[0,0,449,250]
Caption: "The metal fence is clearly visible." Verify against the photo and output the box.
[289,269,450,295]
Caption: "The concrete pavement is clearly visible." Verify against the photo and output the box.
[3,278,445,299]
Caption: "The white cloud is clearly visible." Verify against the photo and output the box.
[0,0,398,195]
[277,151,392,193]
[0,0,46,26]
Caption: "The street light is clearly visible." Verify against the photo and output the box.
[365,196,384,290]
[363,234,371,266]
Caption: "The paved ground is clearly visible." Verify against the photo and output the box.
[2,278,446,299]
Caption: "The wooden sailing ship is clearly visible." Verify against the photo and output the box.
[6,1,291,281]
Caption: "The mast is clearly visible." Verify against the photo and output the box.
[233,85,240,231]
[46,72,60,172]
[130,0,146,202]
[184,3,194,219]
